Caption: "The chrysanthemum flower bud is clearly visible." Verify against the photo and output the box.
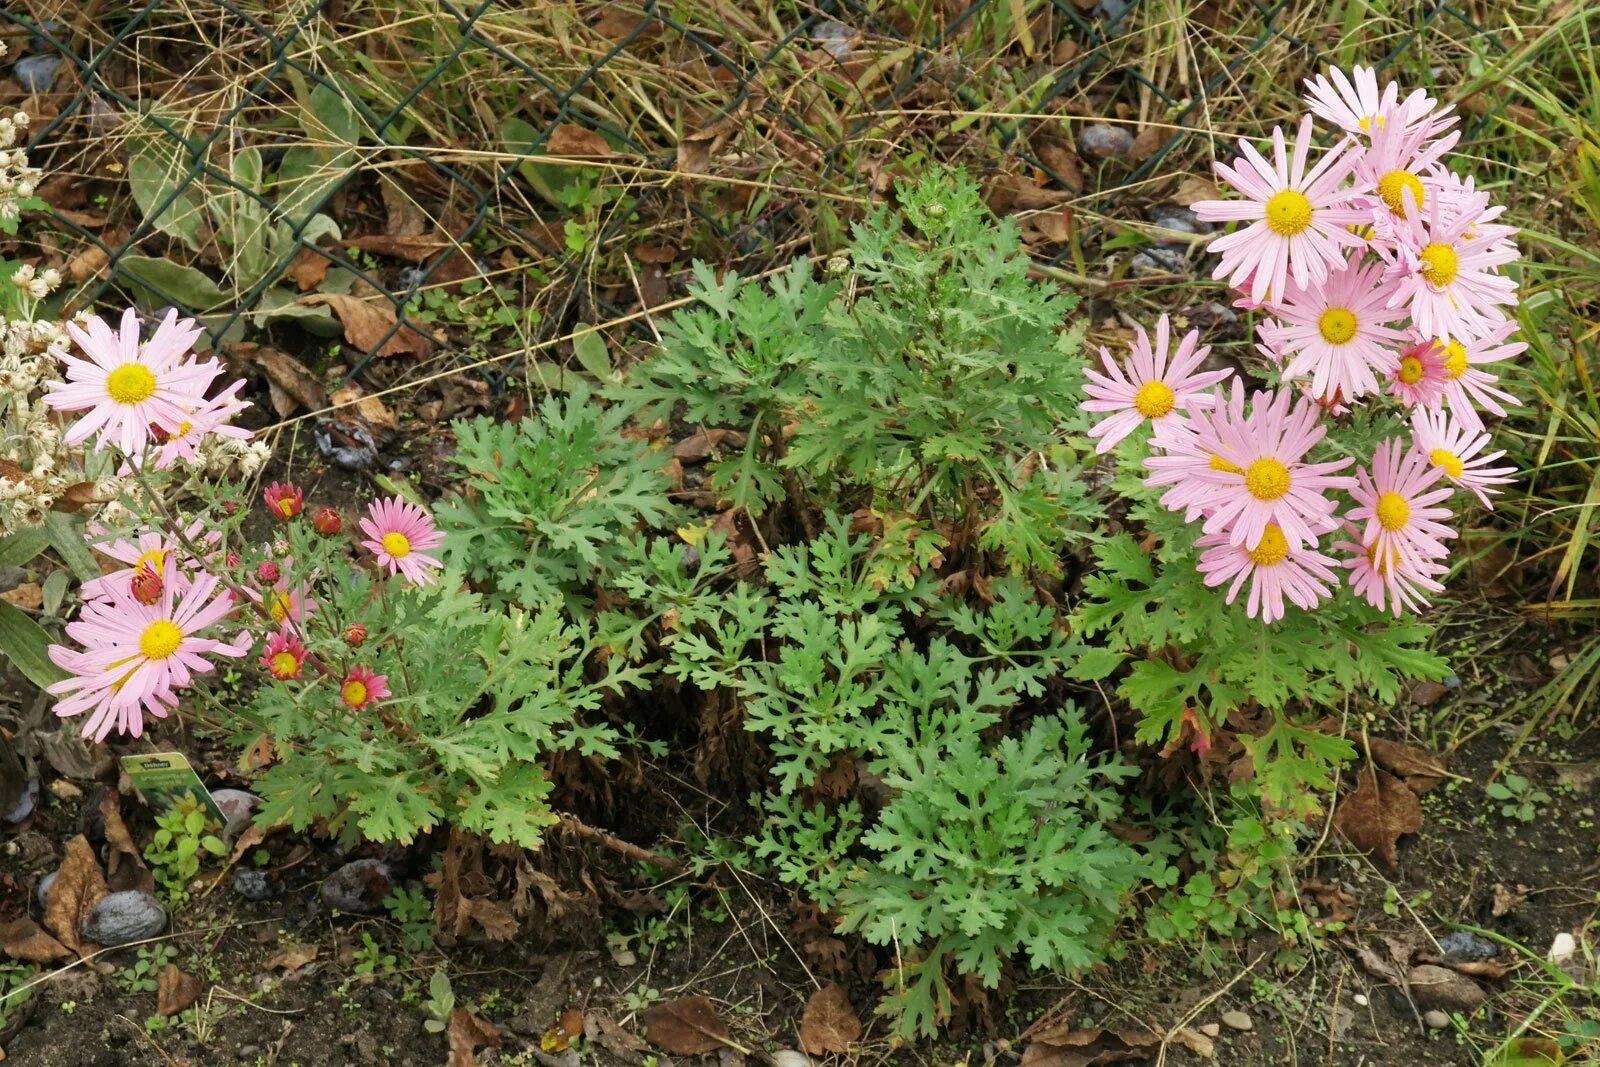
[312,507,341,536]
[255,560,280,584]
[343,623,367,647]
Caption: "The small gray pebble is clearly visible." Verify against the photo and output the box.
[4,778,38,824]
[1079,123,1134,159]
[12,53,62,92]
[36,870,57,909]
[1130,248,1189,276]
[1438,930,1497,963]
[1221,1010,1253,1032]
[231,867,281,902]
[238,1045,260,1058]
[1423,1010,1450,1030]
[1145,204,1209,235]
[1198,1022,1220,1037]
[81,890,167,947]
[322,858,393,914]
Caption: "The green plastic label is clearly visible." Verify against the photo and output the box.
[120,752,226,826]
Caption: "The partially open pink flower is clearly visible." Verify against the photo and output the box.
[1193,116,1369,304]
[46,566,250,742]
[1082,315,1233,452]
[150,378,252,469]
[43,309,222,459]
[339,665,390,709]
[1302,65,1452,140]
[1410,407,1516,508]
[263,482,303,520]
[79,522,217,602]
[359,496,444,585]
[260,631,307,680]
[1195,523,1341,623]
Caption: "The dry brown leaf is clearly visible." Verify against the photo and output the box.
[1173,175,1220,206]
[67,244,109,283]
[1034,142,1084,190]
[632,242,677,265]
[100,791,154,895]
[44,835,108,955]
[799,983,861,1054]
[677,112,741,175]
[465,897,519,941]
[0,915,70,963]
[541,1007,586,1052]
[227,823,279,865]
[643,995,733,1055]
[1022,1024,1159,1067]
[1172,1026,1214,1059]
[447,1007,502,1067]
[347,233,452,263]
[238,343,327,417]
[380,175,428,237]
[1334,768,1422,870]
[286,246,331,291]
[155,964,202,1017]
[0,583,42,609]
[1449,959,1510,979]
[329,383,398,431]
[1366,737,1450,793]
[1128,125,1165,161]
[299,292,431,359]
[264,943,319,973]
[586,1011,649,1065]
[547,123,611,157]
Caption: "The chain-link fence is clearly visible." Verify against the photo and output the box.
[0,1,1505,407]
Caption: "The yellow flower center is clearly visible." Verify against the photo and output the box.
[1357,113,1386,132]
[1366,541,1399,575]
[176,420,193,437]
[270,651,300,676]
[1209,454,1243,474]
[1376,169,1425,216]
[1318,307,1357,344]
[1419,242,1459,287]
[1244,457,1291,500]
[106,363,157,404]
[381,532,412,558]
[134,548,167,573]
[1441,340,1468,379]
[269,592,293,622]
[1429,448,1464,479]
[1375,491,1411,531]
[1397,356,1424,384]
[277,498,297,518]
[138,619,183,660]
[341,680,369,706]
[1246,524,1289,567]
[1264,189,1314,236]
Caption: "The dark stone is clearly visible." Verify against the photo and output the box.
[1079,123,1134,159]
[80,890,167,946]
[322,858,393,914]
[231,867,282,902]
[3,777,38,824]
[1437,930,1497,963]
[13,53,62,92]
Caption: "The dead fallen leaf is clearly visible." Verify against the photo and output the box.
[0,915,69,963]
[547,123,611,157]
[448,1007,502,1067]
[227,823,279,865]
[586,1011,649,1065]
[155,964,202,1017]
[67,244,109,283]
[1173,175,1220,206]
[541,1006,586,1052]
[1034,141,1085,190]
[347,233,453,263]
[632,242,677,265]
[1352,940,1408,988]
[286,246,331,291]
[380,174,428,237]
[643,995,734,1055]
[100,791,155,895]
[464,897,518,941]
[265,943,319,973]
[677,112,742,175]
[1367,737,1450,793]
[44,835,108,955]
[329,383,397,431]
[1172,1026,1214,1059]
[237,343,327,417]
[299,292,431,359]
[799,983,861,1054]
[1449,959,1510,979]
[1022,1024,1159,1067]
[673,428,740,462]
[0,583,42,609]
[1128,125,1165,160]
[1334,768,1422,870]
[1408,964,1487,1012]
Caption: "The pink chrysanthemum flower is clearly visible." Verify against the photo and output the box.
[263,482,303,520]
[1145,382,1355,550]
[80,522,218,601]
[1336,527,1449,617]
[1268,254,1407,402]
[359,496,445,584]
[1193,116,1369,304]
[46,567,250,741]
[1347,439,1457,575]
[339,665,390,709]
[1410,408,1517,507]
[151,379,253,469]
[1302,65,1453,140]
[1355,117,1459,225]
[1387,336,1451,409]
[260,631,307,680]
[1381,185,1519,342]
[1082,315,1233,453]
[1195,522,1341,623]
[1430,319,1525,427]
[42,309,222,459]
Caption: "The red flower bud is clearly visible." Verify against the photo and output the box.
[343,623,367,647]
[225,551,241,569]
[129,565,163,605]
[221,500,240,515]
[255,560,281,584]
[264,482,303,520]
[312,507,342,536]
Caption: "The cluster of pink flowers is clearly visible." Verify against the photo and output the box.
[41,307,448,741]
[1085,67,1520,623]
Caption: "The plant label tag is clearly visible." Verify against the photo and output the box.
[120,752,227,825]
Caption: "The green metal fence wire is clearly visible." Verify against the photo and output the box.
[1,1,1505,393]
